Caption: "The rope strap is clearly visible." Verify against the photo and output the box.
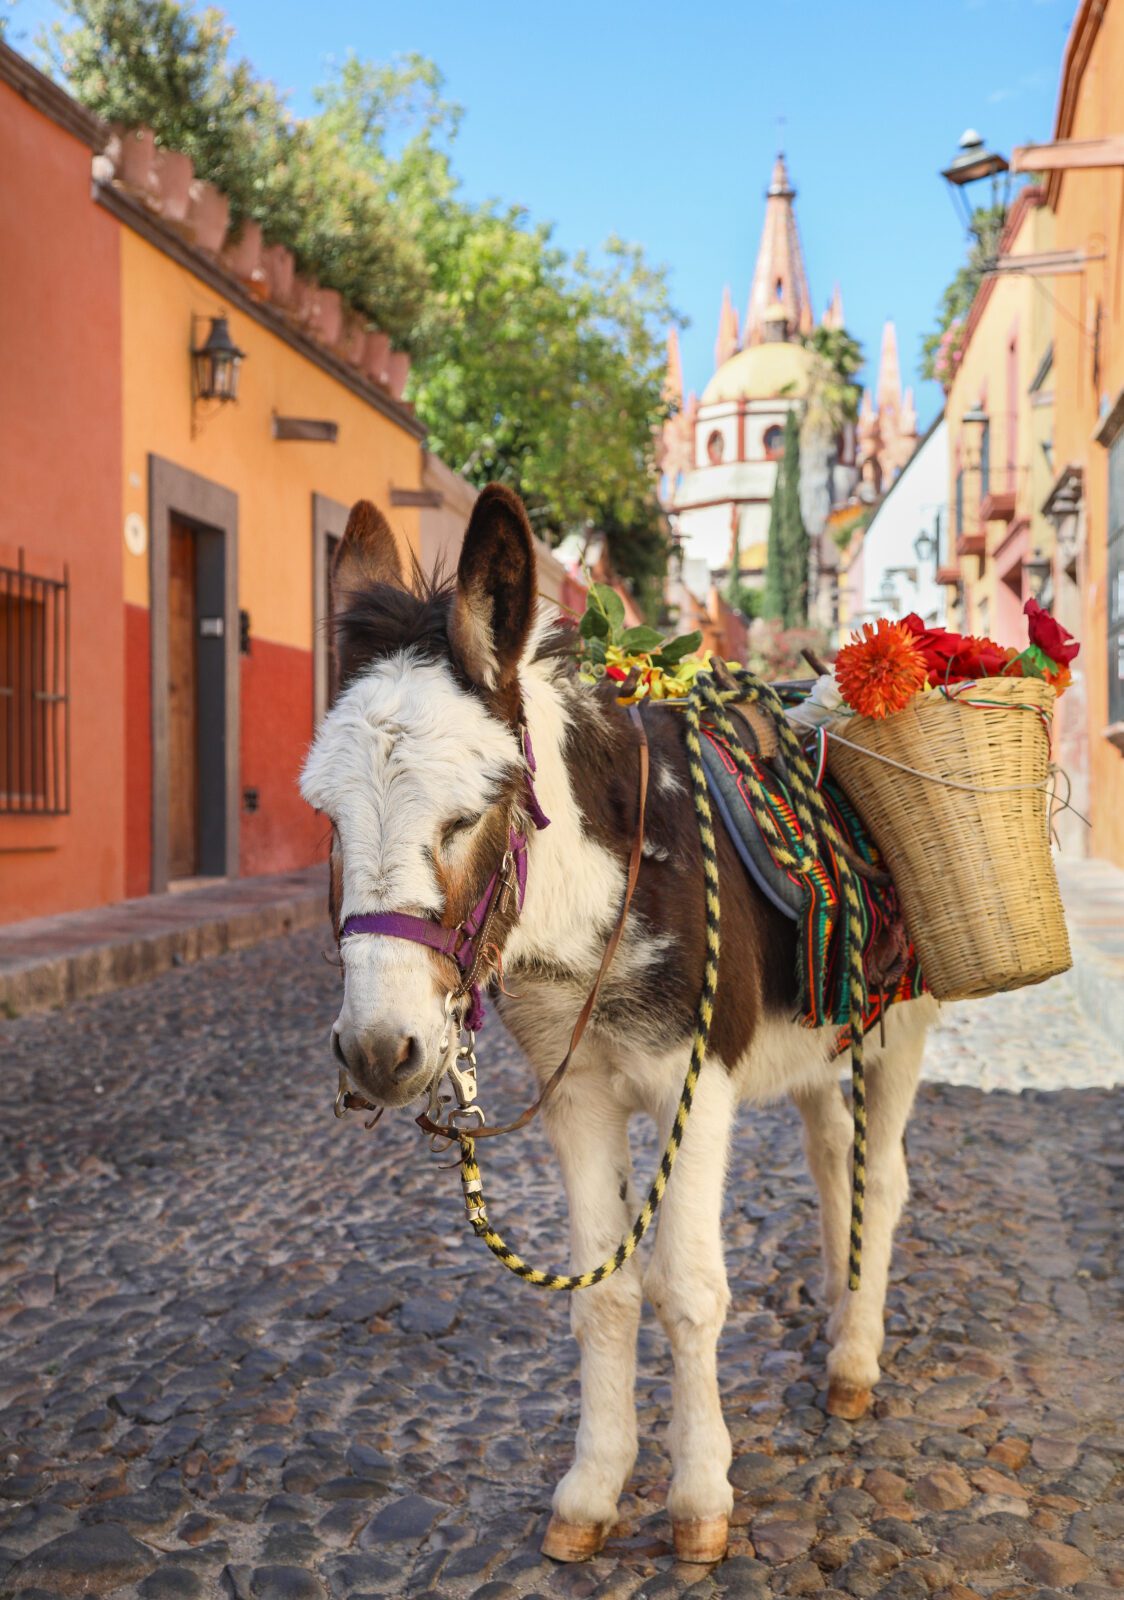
[451,666,868,1292]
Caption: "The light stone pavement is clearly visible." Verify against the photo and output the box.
[0,929,1121,1600]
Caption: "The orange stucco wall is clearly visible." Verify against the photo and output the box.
[120,229,421,635]
[1051,1,1124,869]
[119,228,424,885]
[0,82,124,923]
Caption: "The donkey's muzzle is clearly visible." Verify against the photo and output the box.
[332,1021,428,1105]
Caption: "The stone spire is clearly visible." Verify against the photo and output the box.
[745,152,813,347]
[876,321,902,414]
[900,385,918,438]
[664,327,685,407]
[714,286,740,368]
[822,283,845,330]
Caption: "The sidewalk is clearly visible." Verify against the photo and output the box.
[0,867,327,1015]
[1056,855,1124,1047]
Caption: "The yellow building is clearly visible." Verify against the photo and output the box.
[1035,0,1124,869]
[944,189,1055,651]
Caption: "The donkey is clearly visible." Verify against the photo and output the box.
[300,485,937,1565]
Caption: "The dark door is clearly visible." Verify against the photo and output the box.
[167,516,229,880]
[167,519,198,879]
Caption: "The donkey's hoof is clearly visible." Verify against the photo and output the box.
[541,1515,609,1562]
[673,1514,729,1564]
[825,1380,872,1420]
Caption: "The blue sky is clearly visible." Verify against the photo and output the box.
[10,0,1071,426]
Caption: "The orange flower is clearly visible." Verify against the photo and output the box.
[836,619,929,719]
[1045,661,1072,695]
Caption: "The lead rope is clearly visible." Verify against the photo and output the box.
[448,666,868,1293]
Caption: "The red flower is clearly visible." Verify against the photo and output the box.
[605,665,628,682]
[900,614,1011,684]
[1025,599,1080,666]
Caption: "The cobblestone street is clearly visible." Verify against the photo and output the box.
[1,929,1121,1600]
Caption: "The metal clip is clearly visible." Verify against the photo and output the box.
[333,1065,350,1119]
[447,1042,479,1109]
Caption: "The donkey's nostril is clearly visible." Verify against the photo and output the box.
[335,1022,425,1092]
[392,1035,423,1081]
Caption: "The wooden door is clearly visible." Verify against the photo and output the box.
[167,520,198,878]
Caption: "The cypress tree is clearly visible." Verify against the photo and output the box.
[762,409,808,627]
[779,410,809,627]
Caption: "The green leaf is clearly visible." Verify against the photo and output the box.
[579,607,609,641]
[619,625,664,653]
[588,584,626,637]
[1011,643,1053,680]
[586,636,607,664]
[658,630,703,664]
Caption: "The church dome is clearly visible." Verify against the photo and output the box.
[701,340,814,406]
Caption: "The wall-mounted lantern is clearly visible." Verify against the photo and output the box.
[1023,553,1053,604]
[192,314,245,406]
[940,129,1011,235]
[914,528,937,564]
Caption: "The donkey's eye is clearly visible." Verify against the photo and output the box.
[442,813,482,847]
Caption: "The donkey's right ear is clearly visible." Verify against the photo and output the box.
[331,501,405,596]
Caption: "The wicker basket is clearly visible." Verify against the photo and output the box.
[826,677,1071,1001]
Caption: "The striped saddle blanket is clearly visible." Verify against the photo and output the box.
[699,725,926,1044]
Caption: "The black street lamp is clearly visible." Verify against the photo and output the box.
[192,314,245,405]
[940,129,1011,237]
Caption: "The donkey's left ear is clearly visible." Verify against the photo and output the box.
[332,500,404,598]
[450,484,537,691]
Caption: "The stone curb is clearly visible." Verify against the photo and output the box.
[1065,925,1124,1054]
[0,890,327,1017]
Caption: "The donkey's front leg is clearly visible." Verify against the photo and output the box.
[541,1077,643,1562]
[645,1058,736,1564]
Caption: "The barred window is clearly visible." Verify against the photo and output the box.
[0,553,70,815]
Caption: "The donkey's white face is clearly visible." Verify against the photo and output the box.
[300,484,539,1109]
[300,653,519,1106]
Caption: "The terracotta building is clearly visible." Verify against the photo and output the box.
[0,44,427,922]
[943,188,1056,651]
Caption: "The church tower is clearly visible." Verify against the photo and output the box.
[744,153,814,347]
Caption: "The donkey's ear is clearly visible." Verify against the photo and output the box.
[449,484,537,690]
[332,500,404,595]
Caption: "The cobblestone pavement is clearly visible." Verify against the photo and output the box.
[1,930,1121,1600]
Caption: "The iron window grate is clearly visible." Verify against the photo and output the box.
[1,551,71,816]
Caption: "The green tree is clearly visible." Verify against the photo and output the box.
[802,325,863,435]
[920,203,1007,382]
[43,2,680,589]
[762,411,808,628]
[43,0,428,343]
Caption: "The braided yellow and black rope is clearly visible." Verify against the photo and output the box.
[453,667,867,1292]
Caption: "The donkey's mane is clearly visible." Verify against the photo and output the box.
[335,558,578,686]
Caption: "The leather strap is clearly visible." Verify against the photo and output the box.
[416,704,650,1142]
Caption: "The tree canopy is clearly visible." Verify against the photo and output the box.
[920,203,1007,386]
[44,0,681,587]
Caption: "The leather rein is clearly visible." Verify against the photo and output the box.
[335,705,650,1145]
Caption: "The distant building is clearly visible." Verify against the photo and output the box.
[659,153,914,622]
[838,415,949,637]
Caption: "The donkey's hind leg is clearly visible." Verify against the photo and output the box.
[541,1075,643,1562]
[796,1001,929,1418]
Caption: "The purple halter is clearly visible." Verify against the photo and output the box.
[339,724,550,1031]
